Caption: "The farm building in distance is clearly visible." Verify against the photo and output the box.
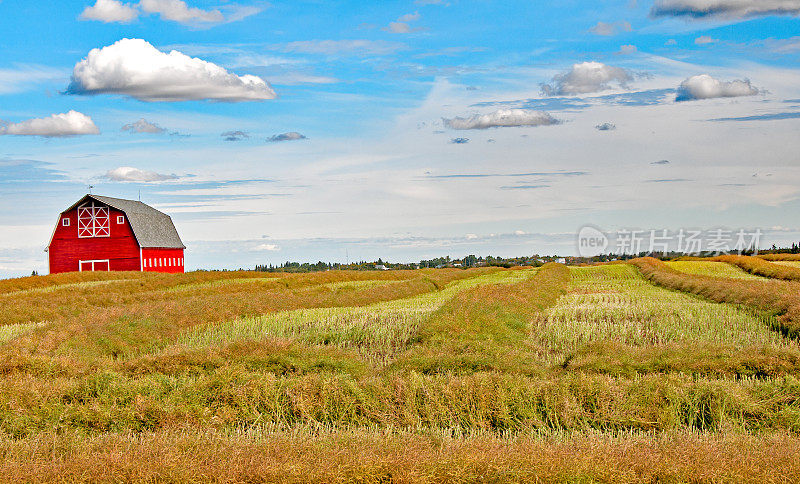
[47,194,185,274]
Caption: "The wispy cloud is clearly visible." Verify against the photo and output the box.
[383,12,423,34]
[427,171,588,179]
[80,0,264,26]
[0,64,65,94]
[709,112,800,122]
[589,20,632,36]
[280,39,406,56]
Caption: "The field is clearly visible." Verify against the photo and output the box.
[3,260,800,482]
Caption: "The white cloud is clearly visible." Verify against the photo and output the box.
[384,12,422,33]
[79,0,261,25]
[254,243,280,251]
[80,0,139,23]
[104,166,178,182]
[675,74,759,101]
[121,118,166,134]
[398,12,421,22]
[443,109,559,130]
[67,38,276,102]
[0,110,99,137]
[267,132,307,142]
[695,35,718,44]
[139,0,224,23]
[385,22,412,33]
[541,61,633,96]
[651,0,800,19]
[589,20,632,36]
[618,44,638,54]
[281,39,406,56]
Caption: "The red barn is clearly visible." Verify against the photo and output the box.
[47,194,186,274]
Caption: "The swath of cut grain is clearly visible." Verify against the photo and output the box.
[175,269,538,352]
[665,261,764,280]
[538,265,788,354]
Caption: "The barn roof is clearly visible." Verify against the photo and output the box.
[64,194,185,249]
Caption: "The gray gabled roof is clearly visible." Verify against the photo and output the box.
[64,194,185,249]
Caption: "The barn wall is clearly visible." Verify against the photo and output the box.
[141,248,185,274]
[48,207,141,274]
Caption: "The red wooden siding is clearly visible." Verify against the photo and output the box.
[141,248,185,274]
[49,207,141,274]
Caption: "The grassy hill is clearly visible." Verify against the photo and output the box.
[2,260,800,482]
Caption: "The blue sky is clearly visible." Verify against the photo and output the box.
[1,0,800,276]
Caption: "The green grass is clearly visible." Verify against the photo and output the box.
[175,268,537,354]
[0,322,46,344]
[539,265,788,355]
[4,262,800,480]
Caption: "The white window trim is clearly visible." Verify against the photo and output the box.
[117,215,125,224]
[77,201,110,239]
[79,259,110,272]
[62,218,70,227]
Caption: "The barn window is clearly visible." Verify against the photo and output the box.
[62,218,70,227]
[77,201,110,238]
[117,215,125,224]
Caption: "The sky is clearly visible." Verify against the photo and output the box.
[1,0,800,277]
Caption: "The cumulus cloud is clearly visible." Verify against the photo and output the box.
[221,130,249,141]
[541,61,633,96]
[589,20,632,36]
[651,0,800,19]
[0,110,99,137]
[443,109,558,130]
[266,131,307,142]
[121,118,166,134]
[66,38,276,102]
[675,74,759,101]
[618,44,638,54]
[104,166,178,182]
[595,122,617,131]
[695,35,718,44]
[80,0,139,23]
